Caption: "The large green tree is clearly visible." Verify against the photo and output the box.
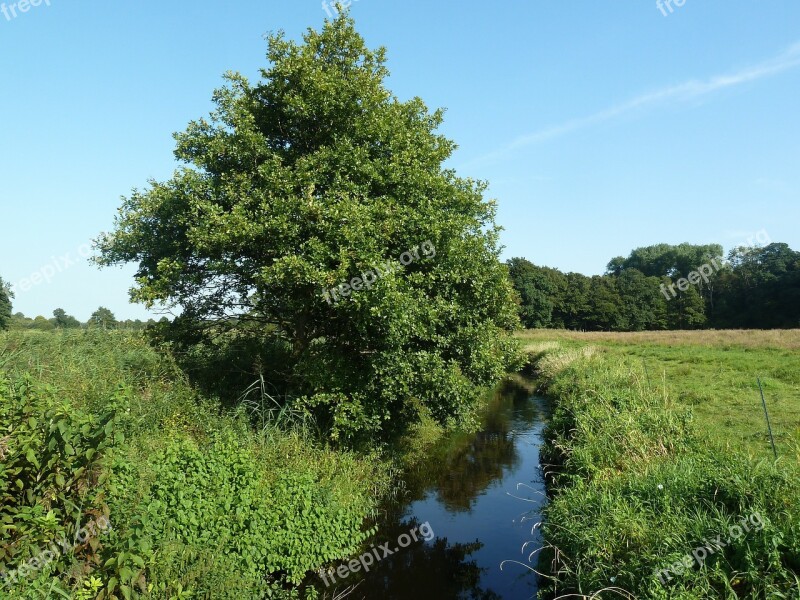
[506,258,555,328]
[88,307,118,330]
[0,278,12,330]
[52,308,82,329]
[97,14,521,442]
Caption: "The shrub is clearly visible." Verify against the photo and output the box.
[101,428,379,597]
[0,375,119,590]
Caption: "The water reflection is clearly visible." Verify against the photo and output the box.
[353,376,550,599]
[335,516,499,599]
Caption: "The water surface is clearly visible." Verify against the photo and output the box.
[351,377,551,599]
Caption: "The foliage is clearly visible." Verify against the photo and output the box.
[109,431,374,594]
[616,268,667,331]
[713,243,800,328]
[506,258,554,328]
[0,279,12,331]
[0,329,389,599]
[105,418,385,599]
[506,258,669,331]
[52,309,82,329]
[0,375,119,591]
[88,307,118,330]
[610,242,724,279]
[9,311,161,331]
[96,12,522,443]
[507,241,800,332]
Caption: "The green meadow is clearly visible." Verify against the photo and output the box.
[519,329,800,459]
[520,330,800,599]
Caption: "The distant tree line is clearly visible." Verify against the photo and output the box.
[507,242,800,331]
[0,295,167,332]
[5,239,798,335]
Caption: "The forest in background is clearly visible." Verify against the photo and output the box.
[5,240,800,336]
[507,241,800,331]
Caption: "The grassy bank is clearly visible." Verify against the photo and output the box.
[520,329,800,458]
[526,335,800,598]
[0,330,390,599]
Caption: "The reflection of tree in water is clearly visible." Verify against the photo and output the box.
[493,377,541,425]
[351,518,501,600]
[334,377,543,599]
[401,377,541,512]
[432,430,517,512]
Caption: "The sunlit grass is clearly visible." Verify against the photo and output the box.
[0,329,391,598]
[533,341,800,599]
[517,329,800,458]
[517,328,800,350]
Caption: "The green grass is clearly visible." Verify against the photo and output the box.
[0,330,390,599]
[529,339,800,599]
[604,343,800,459]
[518,329,800,459]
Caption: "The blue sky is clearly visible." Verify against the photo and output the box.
[1,0,798,320]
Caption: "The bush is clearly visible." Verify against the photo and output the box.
[0,375,119,592]
[106,430,375,596]
[0,330,390,599]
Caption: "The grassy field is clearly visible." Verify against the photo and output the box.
[3,326,797,598]
[524,334,800,599]
[0,330,389,599]
[518,329,800,459]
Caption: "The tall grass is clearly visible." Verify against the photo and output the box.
[238,374,318,435]
[0,330,391,599]
[520,329,800,457]
[532,343,800,599]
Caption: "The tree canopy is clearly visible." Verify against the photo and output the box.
[88,307,118,330]
[0,278,12,331]
[52,308,82,329]
[608,242,724,279]
[508,241,800,332]
[97,13,521,442]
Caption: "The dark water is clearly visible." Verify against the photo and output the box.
[342,377,550,600]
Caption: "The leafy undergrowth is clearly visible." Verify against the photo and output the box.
[0,330,389,599]
[534,343,800,599]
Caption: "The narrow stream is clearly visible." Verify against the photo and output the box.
[349,376,550,599]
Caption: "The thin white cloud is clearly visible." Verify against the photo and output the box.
[466,42,800,167]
